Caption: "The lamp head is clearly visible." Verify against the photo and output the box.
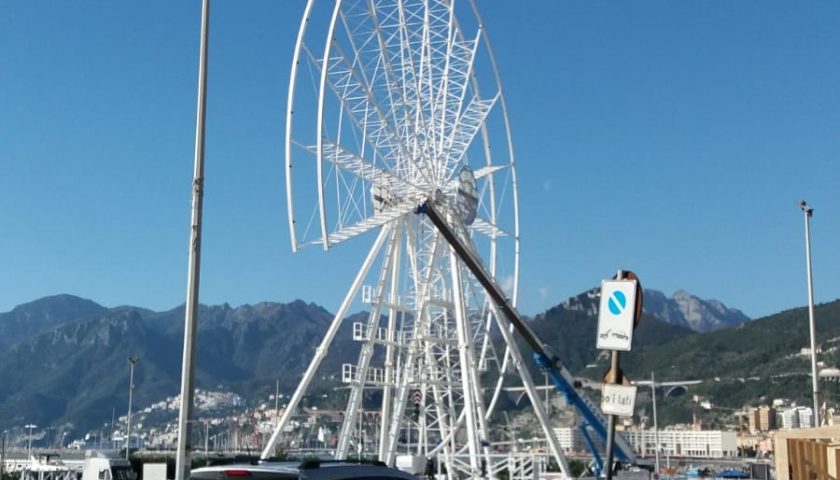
[799,200,814,215]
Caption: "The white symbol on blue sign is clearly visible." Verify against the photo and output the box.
[608,291,627,315]
[597,279,638,351]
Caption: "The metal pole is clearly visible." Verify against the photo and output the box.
[651,372,660,474]
[126,356,138,459]
[603,270,624,479]
[110,407,115,449]
[800,200,820,426]
[274,380,280,428]
[176,0,210,478]
[604,351,618,479]
[1,430,6,479]
[26,425,35,459]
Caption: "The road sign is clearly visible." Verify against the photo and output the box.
[601,383,637,417]
[596,279,638,351]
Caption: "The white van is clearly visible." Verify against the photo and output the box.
[81,451,137,480]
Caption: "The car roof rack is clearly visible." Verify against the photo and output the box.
[298,459,388,470]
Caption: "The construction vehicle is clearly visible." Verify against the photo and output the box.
[417,197,641,476]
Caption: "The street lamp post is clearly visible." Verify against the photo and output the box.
[126,356,139,459]
[651,372,661,474]
[799,200,820,426]
[25,424,37,459]
[1,430,7,478]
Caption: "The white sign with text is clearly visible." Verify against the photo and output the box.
[596,279,638,351]
[601,383,637,417]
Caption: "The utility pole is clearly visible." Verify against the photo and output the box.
[110,407,116,450]
[650,372,660,475]
[204,420,209,465]
[275,379,280,428]
[25,424,36,459]
[799,200,820,426]
[126,356,139,459]
[175,1,210,479]
[1,430,7,479]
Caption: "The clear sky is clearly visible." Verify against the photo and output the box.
[2,1,839,319]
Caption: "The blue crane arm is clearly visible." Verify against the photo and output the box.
[534,353,636,463]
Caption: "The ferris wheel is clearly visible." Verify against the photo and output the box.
[262,1,569,477]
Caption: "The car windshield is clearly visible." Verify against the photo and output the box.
[112,467,137,480]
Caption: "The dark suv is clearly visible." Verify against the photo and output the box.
[188,460,417,480]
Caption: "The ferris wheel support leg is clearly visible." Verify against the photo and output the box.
[449,251,483,478]
[260,225,392,460]
[377,223,403,460]
[488,302,572,479]
[383,234,444,466]
[337,225,401,458]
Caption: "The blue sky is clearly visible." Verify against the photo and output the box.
[1,1,839,319]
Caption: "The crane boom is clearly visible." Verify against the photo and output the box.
[417,198,638,468]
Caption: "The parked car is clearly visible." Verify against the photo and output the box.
[188,460,417,480]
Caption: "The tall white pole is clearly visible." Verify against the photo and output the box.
[800,200,820,426]
[176,1,210,479]
[110,407,115,449]
[651,372,660,474]
[1,430,6,478]
[126,356,138,459]
[25,424,36,459]
[274,379,280,428]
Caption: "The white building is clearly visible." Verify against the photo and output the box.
[553,428,587,453]
[621,429,738,458]
[779,406,814,429]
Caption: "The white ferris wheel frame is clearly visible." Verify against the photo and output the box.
[266,1,572,478]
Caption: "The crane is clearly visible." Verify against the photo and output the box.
[417,197,639,476]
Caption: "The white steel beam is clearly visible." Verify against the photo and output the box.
[260,225,392,460]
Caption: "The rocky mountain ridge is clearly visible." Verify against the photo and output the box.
[0,286,747,433]
[560,287,750,332]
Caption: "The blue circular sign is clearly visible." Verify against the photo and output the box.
[608,290,627,315]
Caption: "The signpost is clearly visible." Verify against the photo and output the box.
[598,270,642,480]
[597,280,638,351]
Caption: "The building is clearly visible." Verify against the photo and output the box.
[748,406,777,433]
[621,429,738,458]
[778,406,814,429]
[552,427,587,453]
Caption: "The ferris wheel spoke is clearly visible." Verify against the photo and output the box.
[434,19,481,178]
[328,38,436,188]
[319,202,416,246]
[303,139,425,202]
[305,40,410,183]
[338,7,422,174]
[393,0,442,180]
[472,164,508,180]
[298,45,403,182]
[470,213,509,236]
[442,93,499,182]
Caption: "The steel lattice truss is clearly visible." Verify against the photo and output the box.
[264,1,572,478]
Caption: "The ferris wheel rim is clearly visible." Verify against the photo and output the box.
[285,0,519,269]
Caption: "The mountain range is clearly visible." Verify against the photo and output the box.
[560,287,750,332]
[0,287,802,437]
